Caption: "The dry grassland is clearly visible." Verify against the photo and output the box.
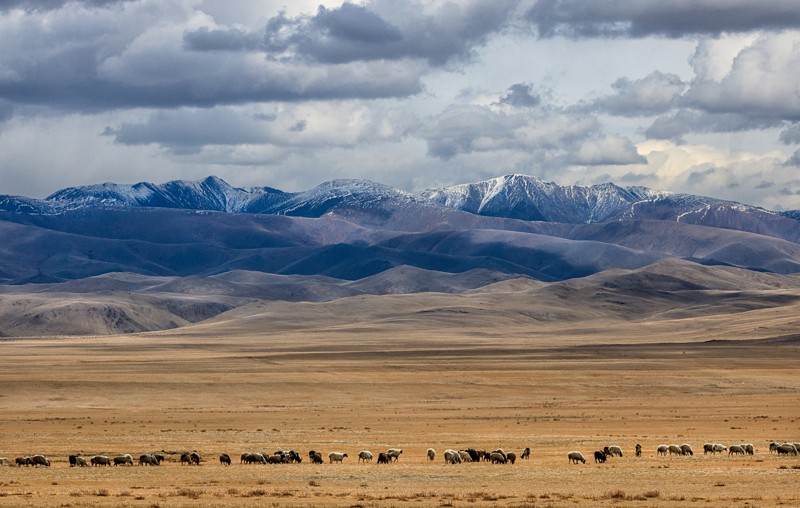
[0,294,799,507]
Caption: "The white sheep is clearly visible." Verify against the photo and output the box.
[357,451,373,463]
[443,449,461,464]
[728,445,746,456]
[328,452,347,464]
[458,450,473,463]
[387,448,403,462]
[607,445,623,457]
[427,448,435,461]
[712,443,727,454]
[567,451,586,464]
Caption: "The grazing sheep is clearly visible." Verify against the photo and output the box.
[358,451,373,463]
[91,455,111,466]
[607,446,623,457]
[521,447,531,460]
[31,455,50,467]
[241,452,249,464]
[377,452,390,464]
[457,450,473,463]
[114,454,133,466]
[490,452,507,464]
[594,450,607,463]
[712,443,727,454]
[567,451,586,464]
[328,452,347,464]
[68,455,77,467]
[310,451,324,464]
[15,456,32,467]
[75,456,89,467]
[267,454,285,464]
[138,454,160,466]
[728,445,746,456]
[507,452,516,464]
[668,445,684,456]
[180,453,192,465]
[703,443,714,454]
[777,444,798,456]
[680,444,694,456]
[155,454,166,464]
[443,449,461,464]
[219,453,231,466]
[656,445,669,456]
[190,452,201,465]
[635,444,642,457]
[741,443,754,456]
[463,449,481,462]
[427,448,436,461]
[769,442,780,454]
[387,448,403,462]
[243,452,266,464]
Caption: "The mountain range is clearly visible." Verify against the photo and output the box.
[1,174,799,336]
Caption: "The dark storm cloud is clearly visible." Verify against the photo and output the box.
[645,110,783,142]
[527,0,800,39]
[497,83,541,108]
[264,0,519,66]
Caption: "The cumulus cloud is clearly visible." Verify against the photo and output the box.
[591,71,685,116]
[527,0,800,39]
[570,135,646,165]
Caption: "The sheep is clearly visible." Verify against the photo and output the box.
[75,456,89,467]
[180,453,192,465]
[155,454,166,463]
[703,443,714,454]
[0,457,6,466]
[769,442,780,454]
[777,444,798,456]
[310,451,324,464]
[594,450,607,463]
[243,452,265,464]
[506,452,516,464]
[567,451,586,464]
[267,454,285,464]
[114,454,133,466]
[728,445,746,456]
[521,447,531,460]
[219,454,231,466]
[138,454,160,466]
[387,448,403,462]
[15,456,32,467]
[680,444,694,456]
[668,445,684,456]
[740,443,754,456]
[358,451,373,463]
[377,452,390,464]
[607,446,623,457]
[443,449,461,464]
[328,452,347,464]
[656,445,669,456]
[427,448,436,461]
[31,455,50,467]
[490,452,507,464]
[635,444,642,457]
[68,455,77,467]
[241,452,249,464]
[458,450,473,463]
[91,455,112,466]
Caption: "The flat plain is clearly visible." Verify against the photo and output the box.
[1,265,799,507]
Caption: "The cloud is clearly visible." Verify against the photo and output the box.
[527,0,800,39]
[779,123,800,144]
[263,0,519,66]
[570,135,646,165]
[645,110,783,141]
[497,83,541,108]
[0,0,129,12]
[106,103,420,152]
[682,32,800,120]
[183,26,263,52]
[591,71,685,116]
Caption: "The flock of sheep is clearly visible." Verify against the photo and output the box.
[3,441,797,469]
[567,441,800,464]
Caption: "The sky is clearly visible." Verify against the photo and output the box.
[1,1,800,210]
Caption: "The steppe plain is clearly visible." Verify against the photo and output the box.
[0,260,799,507]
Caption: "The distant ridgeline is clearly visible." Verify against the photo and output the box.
[0,174,798,285]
